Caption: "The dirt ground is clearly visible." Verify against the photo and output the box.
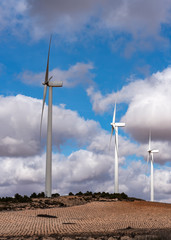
[0,198,170,239]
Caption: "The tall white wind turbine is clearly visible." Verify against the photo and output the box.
[147,131,159,202]
[109,103,125,193]
[40,36,63,197]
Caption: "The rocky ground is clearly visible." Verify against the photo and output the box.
[0,196,170,239]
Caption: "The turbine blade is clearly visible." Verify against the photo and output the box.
[115,128,118,155]
[147,153,149,164]
[112,102,116,123]
[145,153,150,175]
[40,85,47,138]
[45,35,52,84]
[109,127,114,150]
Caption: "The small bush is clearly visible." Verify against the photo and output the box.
[84,191,92,196]
[100,192,110,198]
[30,192,37,198]
[69,192,74,196]
[37,192,45,198]
[52,193,60,197]
[22,195,32,203]
[0,197,13,202]
[121,192,128,199]
[14,193,22,200]
[75,191,83,196]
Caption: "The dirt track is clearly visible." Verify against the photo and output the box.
[0,200,170,239]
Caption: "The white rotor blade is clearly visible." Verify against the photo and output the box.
[40,85,47,137]
[115,128,118,155]
[112,102,116,123]
[147,152,150,164]
[44,35,52,84]
[145,152,150,174]
[109,126,114,150]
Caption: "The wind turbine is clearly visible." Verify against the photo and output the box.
[40,36,63,197]
[147,131,159,202]
[109,103,125,193]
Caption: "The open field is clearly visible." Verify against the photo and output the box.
[0,197,171,239]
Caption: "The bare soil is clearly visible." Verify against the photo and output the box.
[0,196,170,239]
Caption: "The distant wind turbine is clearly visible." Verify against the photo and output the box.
[147,131,159,202]
[40,36,63,197]
[109,103,125,193]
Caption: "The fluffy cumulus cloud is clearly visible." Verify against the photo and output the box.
[0,94,170,202]
[25,0,171,41]
[19,62,94,87]
[0,152,170,203]
[0,154,46,197]
[1,0,171,51]
[88,67,171,147]
[0,94,100,157]
[0,93,141,158]
[0,95,41,157]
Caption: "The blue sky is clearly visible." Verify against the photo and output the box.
[0,0,171,203]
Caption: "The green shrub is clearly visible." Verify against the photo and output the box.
[84,191,92,196]
[52,193,60,197]
[22,195,32,203]
[14,193,22,200]
[37,192,45,198]
[30,192,37,198]
[100,192,110,198]
[121,192,128,199]
[75,191,83,196]
[69,192,74,196]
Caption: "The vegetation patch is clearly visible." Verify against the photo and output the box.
[0,191,144,212]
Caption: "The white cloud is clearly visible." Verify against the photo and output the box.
[155,168,171,195]
[0,94,100,157]
[0,152,170,203]
[119,160,171,202]
[0,95,40,157]
[27,0,171,44]
[1,0,171,52]
[0,154,45,196]
[19,62,94,87]
[0,0,28,35]
[88,67,171,146]
[0,93,139,158]
[0,94,170,202]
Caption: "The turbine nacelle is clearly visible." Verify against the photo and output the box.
[151,149,159,153]
[42,76,63,87]
[48,81,63,87]
[147,131,159,155]
[111,122,125,127]
[148,149,159,153]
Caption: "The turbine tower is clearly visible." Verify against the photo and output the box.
[109,103,125,193]
[147,131,159,202]
[40,36,63,197]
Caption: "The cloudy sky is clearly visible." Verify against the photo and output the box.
[0,0,171,203]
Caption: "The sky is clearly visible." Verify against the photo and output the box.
[0,0,171,203]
